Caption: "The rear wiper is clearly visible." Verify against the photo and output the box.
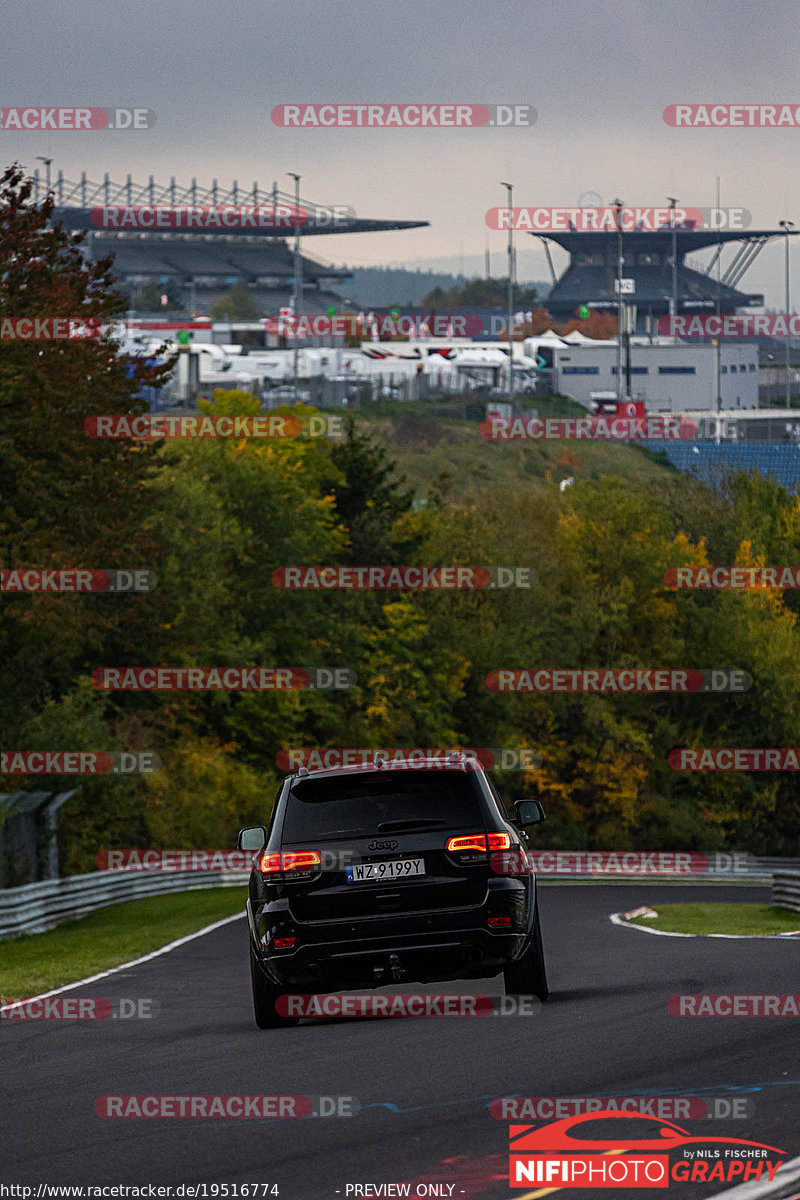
[376,818,448,832]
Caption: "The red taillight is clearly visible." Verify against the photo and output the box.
[273,936,296,949]
[258,850,322,874]
[488,916,512,928]
[446,832,511,852]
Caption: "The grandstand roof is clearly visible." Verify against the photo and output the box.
[534,228,800,253]
[44,171,428,238]
[535,228,797,318]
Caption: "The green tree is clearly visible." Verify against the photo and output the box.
[422,277,538,309]
[211,281,258,320]
[0,164,170,740]
[328,416,415,563]
[136,280,183,312]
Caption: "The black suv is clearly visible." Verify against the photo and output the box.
[237,753,547,1028]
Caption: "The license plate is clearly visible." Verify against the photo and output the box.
[346,858,425,882]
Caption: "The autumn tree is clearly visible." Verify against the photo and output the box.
[0,164,170,740]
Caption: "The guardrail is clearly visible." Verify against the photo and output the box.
[2,855,798,941]
[772,871,800,912]
[0,868,249,939]
[530,853,799,883]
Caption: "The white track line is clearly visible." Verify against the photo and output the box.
[610,912,695,936]
[610,913,800,939]
[0,911,244,1014]
[708,1151,800,1197]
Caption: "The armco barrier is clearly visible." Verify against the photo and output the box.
[529,853,800,884]
[772,871,800,912]
[2,856,798,941]
[0,868,249,939]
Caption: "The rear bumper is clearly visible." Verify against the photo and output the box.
[247,885,533,989]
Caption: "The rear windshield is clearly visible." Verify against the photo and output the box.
[282,770,484,841]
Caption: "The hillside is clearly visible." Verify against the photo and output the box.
[353,398,679,504]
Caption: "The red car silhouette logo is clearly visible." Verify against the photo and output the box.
[510,1110,784,1155]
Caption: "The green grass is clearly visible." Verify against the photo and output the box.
[629,903,800,936]
[353,405,678,504]
[0,886,247,998]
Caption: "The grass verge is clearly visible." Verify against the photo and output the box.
[0,886,246,998]
[628,903,800,936]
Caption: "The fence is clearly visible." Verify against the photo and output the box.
[772,871,800,912]
[2,854,799,940]
[0,867,249,939]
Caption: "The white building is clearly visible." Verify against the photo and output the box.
[553,341,759,412]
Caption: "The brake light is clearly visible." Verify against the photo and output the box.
[273,936,296,949]
[446,833,511,852]
[258,850,322,874]
[488,916,512,928]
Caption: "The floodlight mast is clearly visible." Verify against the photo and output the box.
[779,219,796,408]
[287,172,302,405]
[501,181,514,406]
[614,199,624,404]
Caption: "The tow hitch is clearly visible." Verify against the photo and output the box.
[388,953,407,982]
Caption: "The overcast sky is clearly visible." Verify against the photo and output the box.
[3,0,800,304]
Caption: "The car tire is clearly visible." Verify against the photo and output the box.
[250,943,299,1029]
[503,906,549,1002]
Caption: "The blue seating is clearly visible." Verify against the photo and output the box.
[642,442,800,493]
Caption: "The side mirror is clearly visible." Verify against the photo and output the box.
[513,800,545,827]
[238,826,267,851]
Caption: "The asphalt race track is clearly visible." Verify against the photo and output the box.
[2,884,798,1199]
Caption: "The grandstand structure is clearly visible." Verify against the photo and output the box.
[535,225,800,332]
[41,169,428,316]
[643,440,800,494]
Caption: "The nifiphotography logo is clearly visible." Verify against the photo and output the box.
[508,1109,785,1188]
